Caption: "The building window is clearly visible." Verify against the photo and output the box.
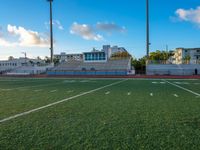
[82,68,86,71]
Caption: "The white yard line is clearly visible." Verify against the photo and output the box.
[160,82,166,84]
[164,80,200,97]
[34,89,43,92]
[0,79,127,123]
[173,94,179,97]
[0,88,12,91]
[152,82,157,84]
[105,91,110,95]
[50,90,57,93]
[0,82,62,91]
[194,83,200,85]
[67,90,74,93]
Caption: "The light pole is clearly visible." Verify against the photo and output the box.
[47,0,54,64]
[22,52,27,64]
[146,0,150,58]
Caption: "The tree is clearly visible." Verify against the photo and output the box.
[8,56,14,60]
[131,56,147,74]
[53,57,59,65]
[44,56,51,64]
[149,50,174,64]
[37,56,42,60]
[29,60,34,66]
[111,51,131,59]
[183,55,191,64]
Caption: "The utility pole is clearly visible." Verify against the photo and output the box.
[47,0,54,64]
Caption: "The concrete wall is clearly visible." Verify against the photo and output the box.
[147,64,200,75]
[47,70,129,76]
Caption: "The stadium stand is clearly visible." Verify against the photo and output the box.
[147,64,200,75]
[6,65,51,75]
[48,58,132,76]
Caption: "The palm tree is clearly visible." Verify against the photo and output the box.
[183,55,191,64]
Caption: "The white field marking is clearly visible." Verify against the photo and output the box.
[160,82,166,84]
[0,79,127,123]
[105,91,110,95]
[18,89,28,91]
[163,79,198,81]
[174,82,189,85]
[194,83,200,85]
[129,78,199,81]
[63,80,76,83]
[50,90,57,93]
[67,90,74,93]
[79,80,96,83]
[182,82,189,85]
[0,88,12,91]
[80,80,90,83]
[152,82,158,84]
[0,82,62,91]
[174,82,181,84]
[150,93,153,96]
[164,80,200,97]
[34,89,42,92]
[173,94,179,97]
[0,80,20,82]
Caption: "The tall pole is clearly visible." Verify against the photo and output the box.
[146,0,150,58]
[48,0,54,63]
[22,52,27,64]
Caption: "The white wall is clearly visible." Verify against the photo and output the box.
[147,64,200,75]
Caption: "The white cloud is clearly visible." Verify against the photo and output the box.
[45,20,64,30]
[7,24,49,47]
[70,22,103,41]
[0,26,3,37]
[96,22,126,33]
[53,20,64,30]
[0,38,16,47]
[175,6,200,26]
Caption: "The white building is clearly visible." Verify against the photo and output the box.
[54,45,128,63]
[102,45,128,57]
[173,48,200,64]
[54,53,83,62]
[0,58,42,70]
[0,57,51,75]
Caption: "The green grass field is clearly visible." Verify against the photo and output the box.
[0,77,200,149]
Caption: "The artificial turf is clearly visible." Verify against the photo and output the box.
[0,78,200,149]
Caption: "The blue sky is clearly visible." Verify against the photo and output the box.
[0,0,200,60]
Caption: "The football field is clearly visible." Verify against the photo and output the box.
[0,77,200,149]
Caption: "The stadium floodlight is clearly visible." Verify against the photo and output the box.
[146,0,150,58]
[47,0,54,64]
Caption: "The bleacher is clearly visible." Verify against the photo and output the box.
[6,65,53,75]
[147,64,200,75]
[48,58,132,76]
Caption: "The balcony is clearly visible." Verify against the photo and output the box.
[194,52,200,56]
